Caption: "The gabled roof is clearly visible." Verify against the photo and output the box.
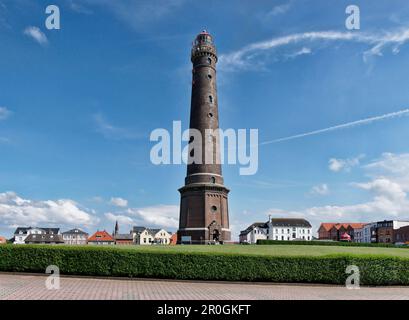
[88,230,115,242]
[147,228,161,236]
[132,226,146,234]
[269,218,312,228]
[41,228,60,234]
[115,234,133,240]
[319,223,366,231]
[240,222,268,235]
[14,227,31,234]
[62,228,88,235]
[14,227,60,235]
[24,234,64,243]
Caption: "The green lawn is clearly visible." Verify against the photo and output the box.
[114,244,409,258]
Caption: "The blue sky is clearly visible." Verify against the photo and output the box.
[1,0,409,239]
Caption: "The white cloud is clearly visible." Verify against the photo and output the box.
[219,28,409,71]
[260,109,409,146]
[311,184,329,196]
[93,113,142,140]
[105,212,134,227]
[0,192,99,229]
[127,204,179,229]
[110,197,128,207]
[23,26,48,46]
[0,106,11,120]
[266,153,409,233]
[285,47,311,59]
[68,1,93,14]
[329,154,365,172]
[266,3,291,17]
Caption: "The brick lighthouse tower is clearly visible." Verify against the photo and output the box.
[178,31,231,244]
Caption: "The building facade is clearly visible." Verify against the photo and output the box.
[13,227,60,244]
[240,218,312,244]
[62,228,88,245]
[178,31,230,244]
[268,218,312,241]
[133,226,172,245]
[88,230,115,245]
[394,225,409,244]
[25,234,64,244]
[239,223,268,244]
[317,223,365,241]
[374,220,409,243]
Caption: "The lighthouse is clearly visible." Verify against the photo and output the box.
[177,31,231,244]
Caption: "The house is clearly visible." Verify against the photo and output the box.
[317,223,365,241]
[132,226,172,245]
[268,218,312,241]
[239,222,268,244]
[374,220,409,243]
[394,225,409,244]
[62,228,88,245]
[240,218,313,244]
[25,233,64,244]
[13,227,60,244]
[0,236,7,244]
[114,234,134,245]
[169,233,177,245]
[88,230,115,245]
[112,221,134,245]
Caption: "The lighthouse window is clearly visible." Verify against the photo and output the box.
[190,149,194,157]
[211,205,217,212]
[208,113,213,118]
[207,74,212,80]
[207,57,212,64]
[211,177,216,184]
[209,95,213,103]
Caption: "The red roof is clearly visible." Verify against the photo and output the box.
[320,223,366,231]
[88,230,114,242]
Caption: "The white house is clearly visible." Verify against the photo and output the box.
[13,227,60,244]
[132,226,172,245]
[62,228,88,245]
[239,223,268,244]
[240,218,313,244]
[267,218,312,241]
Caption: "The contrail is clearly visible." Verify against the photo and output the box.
[260,109,409,146]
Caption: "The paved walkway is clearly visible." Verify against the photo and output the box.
[1,273,409,300]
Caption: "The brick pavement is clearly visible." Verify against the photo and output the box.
[1,273,409,300]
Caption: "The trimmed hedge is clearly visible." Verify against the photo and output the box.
[257,240,402,248]
[1,245,409,285]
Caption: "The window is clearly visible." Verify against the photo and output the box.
[207,74,212,80]
[208,113,213,118]
[208,57,212,64]
[209,95,213,104]
[211,205,217,213]
[287,229,290,234]
[281,236,284,240]
[211,176,216,184]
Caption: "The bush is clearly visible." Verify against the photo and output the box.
[257,240,401,248]
[1,245,409,285]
